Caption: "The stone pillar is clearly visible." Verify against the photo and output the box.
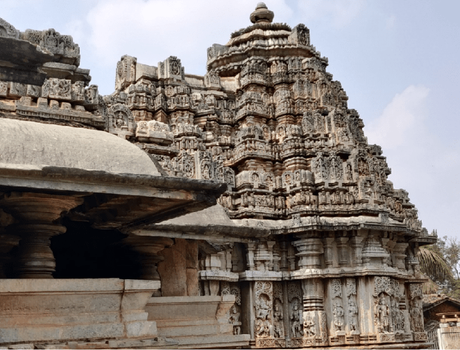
[279,241,288,271]
[246,242,256,270]
[126,236,173,280]
[393,243,408,271]
[350,234,365,267]
[323,236,335,268]
[336,236,349,266]
[0,192,83,278]
[292,237,323,269]
[186,240,199,296]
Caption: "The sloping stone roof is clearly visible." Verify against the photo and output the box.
[0,118,161,176]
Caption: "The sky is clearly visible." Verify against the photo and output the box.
[2,0,460,242]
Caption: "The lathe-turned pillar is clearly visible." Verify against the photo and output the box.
[123,236,174,280]
[0,192,83,278]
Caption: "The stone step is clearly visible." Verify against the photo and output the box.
[157,322,233,338]
[173,334,251,349]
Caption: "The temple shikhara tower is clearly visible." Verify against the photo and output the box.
[0,3,437,349]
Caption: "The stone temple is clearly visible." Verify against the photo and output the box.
[0,3,437,349]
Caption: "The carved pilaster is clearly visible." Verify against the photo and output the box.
[287,281,303,347]
[247,242,256,270]
[329,279,345,345]
[408,283,427,342]
[301,278,328,347]
[272,282,285,344]
[345,278,360,343]
[279,241,288,271]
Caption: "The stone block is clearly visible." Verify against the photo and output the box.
[17,96,32,106]
[0,279,159,345]
[37,97,48,108]
[158,238,187,296]
[0,81,8,96]
[9,82,26,97]
[61,102,71,109]
[26,85,40,98]
[124,320,157,338]
[186,268,199,296]
[49,99,59,109]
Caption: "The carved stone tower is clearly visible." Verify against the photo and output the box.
[0,3,435,349]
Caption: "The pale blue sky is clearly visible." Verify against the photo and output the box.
[2,0,459,241]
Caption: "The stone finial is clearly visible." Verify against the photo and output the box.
[250,2,274,24]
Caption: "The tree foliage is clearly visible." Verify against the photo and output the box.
[419,233,460,298]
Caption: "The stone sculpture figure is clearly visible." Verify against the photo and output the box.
[291,304,302,338]
[273,304,284,338]
[375,295,391,333]
[303,312,316,337]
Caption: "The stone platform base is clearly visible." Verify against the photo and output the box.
[146,295,250,348]
[0,279,160,346]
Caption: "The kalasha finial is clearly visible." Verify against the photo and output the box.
[250,2,274,24]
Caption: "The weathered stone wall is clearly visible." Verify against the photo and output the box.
[439,323,460,349]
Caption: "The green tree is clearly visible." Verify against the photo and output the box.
[418,233,460,297]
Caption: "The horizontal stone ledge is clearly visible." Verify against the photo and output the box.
[0,278,159,293]
[148,295,235,304]
[0,166,226,198]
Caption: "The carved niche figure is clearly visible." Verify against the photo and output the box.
[329,153,343,181]
[169,56,182,76]
[345,278,359,333]
[229,305,241,335]
[333,302,345,332]
[409,284,424,333]
[108,103,134,133]
[255,295,272,338]
[331,279,342,299]
[200,152,213,180]
[348,299,358,332]
[345,162,353,182]
[273,301,284,338]
[357,150,370,176]
[315,153,329,182]
[374,295,391,333]
[254,282,273,339]
[291,303,303,338]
